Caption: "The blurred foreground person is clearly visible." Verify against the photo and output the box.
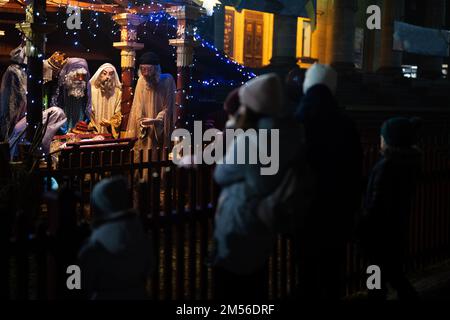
[294,63,363,300]
[212,73,304,301]
[358,117,422,300]
[78,176,154,299]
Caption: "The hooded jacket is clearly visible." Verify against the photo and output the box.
[359,146,422,259]
[78,214,154,300]
[295,84,363,240]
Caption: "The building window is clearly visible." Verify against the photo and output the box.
[224,8,235,58]
[302,20,312,58]
[243,11,264,68]
[402,65,418,78]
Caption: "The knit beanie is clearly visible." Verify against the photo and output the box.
[303,63,337,95]
[239,73,283,116]
[91,176,133,224]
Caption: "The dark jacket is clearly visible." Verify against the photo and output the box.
[295,84,363,240]
[78,215,154,299]
[359,146,422,259]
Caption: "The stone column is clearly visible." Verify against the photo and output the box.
[112,13,144,132]
[168,4,205,129]
[329,0,358,70]
[378,0,405,75]
[418,0,446,79]
[311,0,328,64]
[213,3,225,51]
[270,14,298,70]
[16,0,53,140]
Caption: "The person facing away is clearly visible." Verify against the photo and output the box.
[293,63,363,300]
[78,176,154,300]
[212,73,305,301]
[359,117,422,300]
[125,52,176,161]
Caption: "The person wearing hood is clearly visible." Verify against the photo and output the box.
[78,176,154,300]
[358,117,422,300]
[89,63,122,138]
[51,57,91,133]
[8,106,67,160]
[43,51,68,109]
[0,43,27,141]
[125,52,176,161]
[212,73,305,301]
[293,63,363,300]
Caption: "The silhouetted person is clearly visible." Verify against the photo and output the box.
[358,117,421,300]
[49,188,88,299]
[78,176,154,299]
[212,73,304,301]
[294,64,363,300]
[285,66,305,112]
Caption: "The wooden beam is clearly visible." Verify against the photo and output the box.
[0,1,125,14]
[47,0,124,14]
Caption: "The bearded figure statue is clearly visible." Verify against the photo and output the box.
[126,52,176,162]
[89,63,122,138]
[51,58,91,133]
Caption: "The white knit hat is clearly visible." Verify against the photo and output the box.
[239,73,283,116]
[303,63,338,95]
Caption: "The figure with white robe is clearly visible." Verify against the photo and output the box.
[126,52,176,161]
[89,63,122,139]
[0,44,27,141]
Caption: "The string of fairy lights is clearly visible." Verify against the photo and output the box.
[49,1,255,84]
[16,1,256,155]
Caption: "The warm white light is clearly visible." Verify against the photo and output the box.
[201,0,220,16]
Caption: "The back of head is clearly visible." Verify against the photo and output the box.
[91,176,133,226]
[224,88,241,116]
[239,73,283,117]
[381,117,416,148]
[303,63,337,95]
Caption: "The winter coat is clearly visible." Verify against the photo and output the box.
[295,84,363,241]
[212,116,304,274]
[358,146,422,260]
[78,214,154,299]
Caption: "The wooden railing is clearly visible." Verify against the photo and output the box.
[4,127,450,300]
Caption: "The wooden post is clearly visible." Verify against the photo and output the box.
[112,13,144,132]
[15,0,53,140]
